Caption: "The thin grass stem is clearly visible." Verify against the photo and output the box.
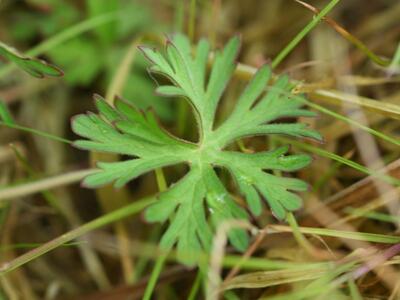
[271,0,340,68]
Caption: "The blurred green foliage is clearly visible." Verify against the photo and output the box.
[6,0,174,120]
[0,41,63,78]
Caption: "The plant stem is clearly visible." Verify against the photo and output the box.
[187,270,203,300]
[0,121,71,144]
[0,169,96,201]
[188,0,197,41]
[142,167,168,299]
[131,225,162,282]
[174,0,185,32]
[269,225,400,244]
[155,168,167,192]
[142,252,168,300]
[296,0,390,67]
[209,0,221,48]
[389,42,400,70]
[271,0,340,69]
[286,212,317,256]
[105,37,142,104]
[348,279,363,300]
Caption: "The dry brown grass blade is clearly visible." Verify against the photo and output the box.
[235,63,400,120]
[223,228,267,283]
[314,161,400,230]
[222,268,328,290]
[207,220,255,300]
[309,89,400,121]
[0,169,95,201]
[302,195,400,291]
[89,38,142,284]
[339,75,400,86]
[325,158,400,213]
[1,204,39,300]
[295,0,391,66]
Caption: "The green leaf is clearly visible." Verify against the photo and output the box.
[113,54,174,121]
[0,41,63,78]
[0,102,15,125]
[154,168,213,264]
[203,166,249,251]
[72,34,321,264]
[204,36,240,131]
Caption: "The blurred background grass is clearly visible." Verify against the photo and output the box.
[0,0,399,299]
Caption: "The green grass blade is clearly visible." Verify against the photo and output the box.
[0,121,71,144]
[0,197,155,275]
[271,0,341,68]
[142,253,169,300]
[304,98,400,147]
[279,137,400,187]
[272,225,400,243]
[345,207,400,224]
[348,279,363,300]
[0,102,15,125]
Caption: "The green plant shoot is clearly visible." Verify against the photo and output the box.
[71,34,322,265]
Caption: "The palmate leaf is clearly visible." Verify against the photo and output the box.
[72,34,322,265]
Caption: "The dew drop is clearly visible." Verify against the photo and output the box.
[216,193,226,203]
